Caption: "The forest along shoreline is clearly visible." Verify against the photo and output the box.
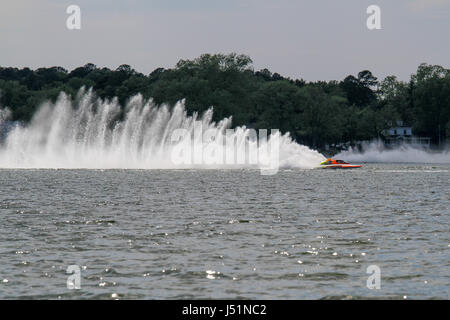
[1,53,449,152]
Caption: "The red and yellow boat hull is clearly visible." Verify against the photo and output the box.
[319,158,362,169]
[319,164,362,169]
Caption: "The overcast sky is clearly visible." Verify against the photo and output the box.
[1,0,449,81]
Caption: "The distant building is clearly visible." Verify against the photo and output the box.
[384,126,412,137]
[381,121,430,149]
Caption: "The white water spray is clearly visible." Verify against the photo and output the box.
[0,89,325,169]
[336,141,450,164]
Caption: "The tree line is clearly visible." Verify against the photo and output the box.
[0,53,449,149]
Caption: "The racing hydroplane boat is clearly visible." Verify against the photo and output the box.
[319,158,362,169]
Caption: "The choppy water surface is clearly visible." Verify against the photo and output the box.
[0,164,448,299]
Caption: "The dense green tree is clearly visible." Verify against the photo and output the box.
[377,76,413,124]
[410,64,450,144]
[340,70,378,107]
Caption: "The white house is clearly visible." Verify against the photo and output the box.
[385,126,412,137]
[382,121,430,148]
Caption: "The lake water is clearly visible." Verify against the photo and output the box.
[0,163,448,299]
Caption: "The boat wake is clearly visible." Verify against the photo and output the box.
[0,89,325,170]
[336,141,450,164]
